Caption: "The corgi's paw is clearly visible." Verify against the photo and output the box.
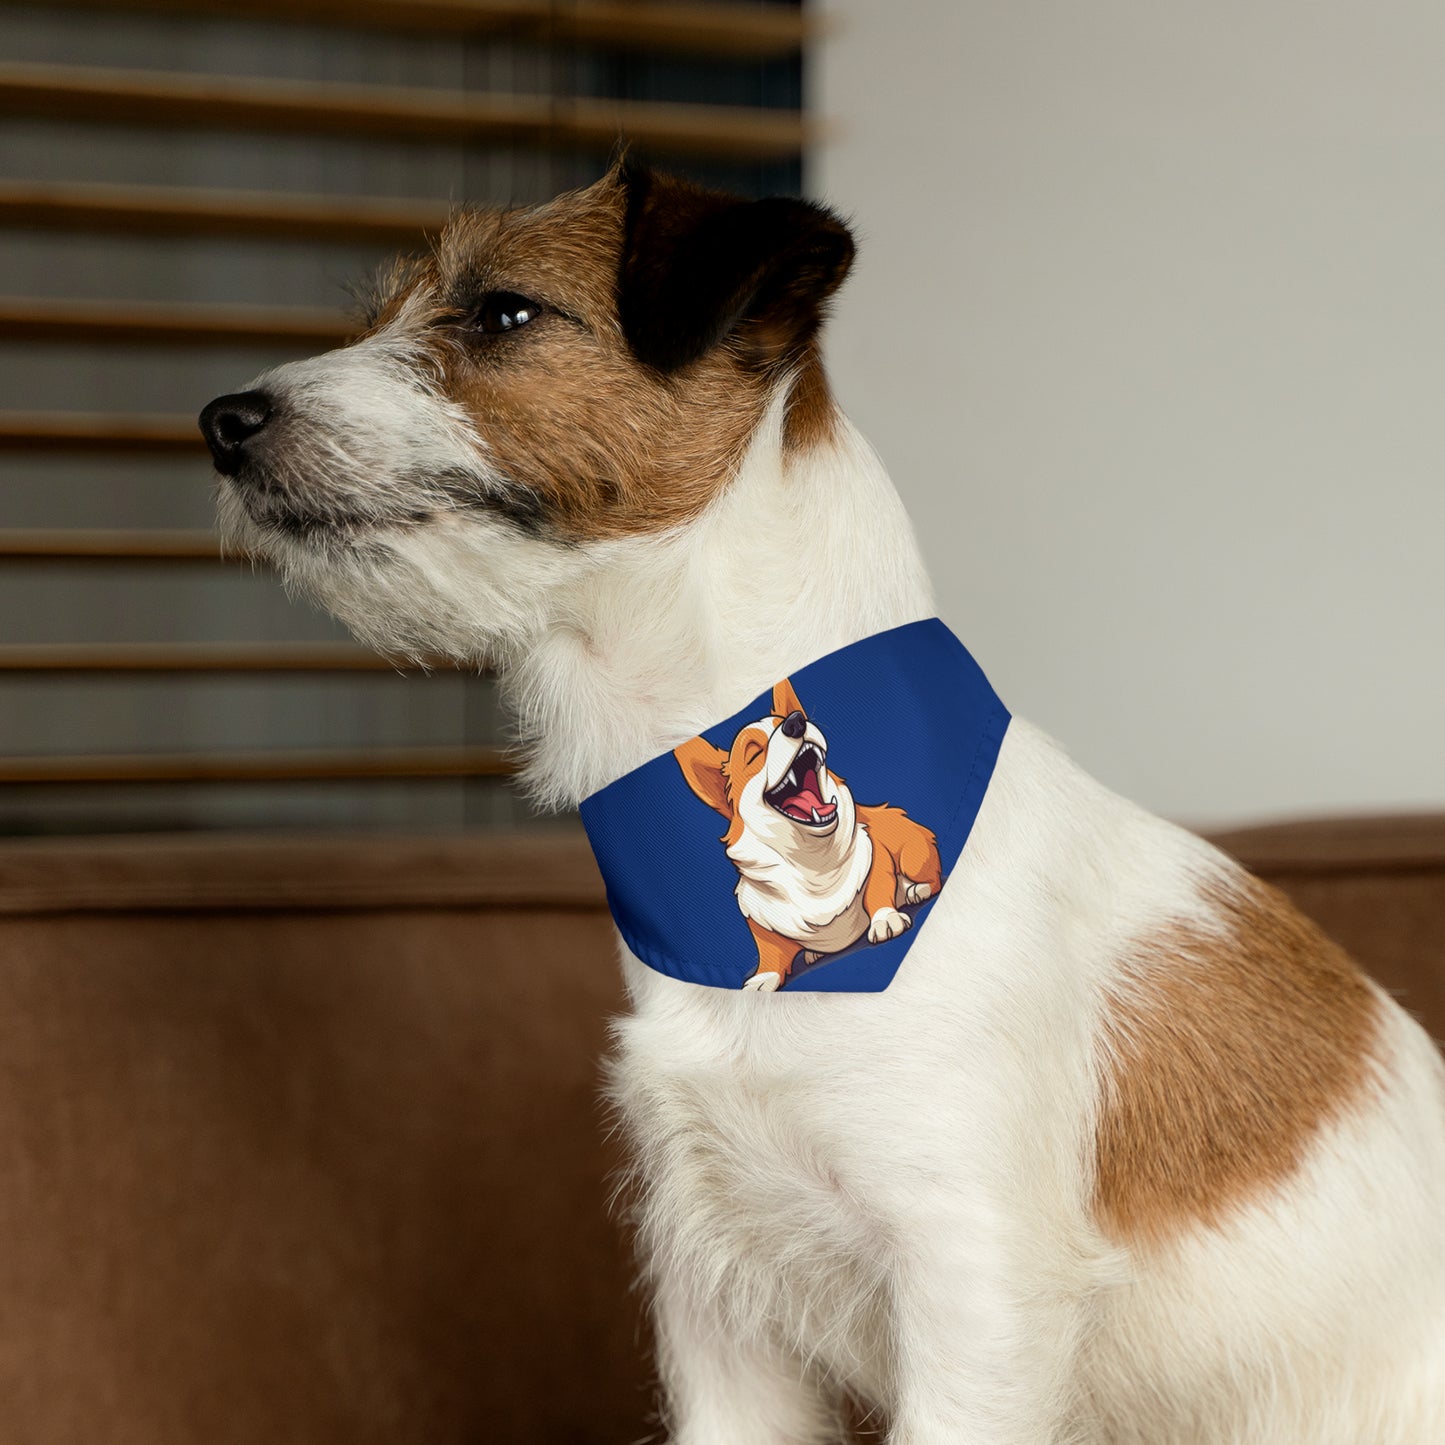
[742,971,782,992]
[902,881,933,905]
[868,907,912,943]
[803,950,823,966]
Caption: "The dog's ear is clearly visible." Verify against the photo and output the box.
[771,677,805,721]
[617,161,855,374]
[674,736,731,817]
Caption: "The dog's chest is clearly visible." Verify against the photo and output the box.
[733,827,874,950]
[614,1013,890,1389]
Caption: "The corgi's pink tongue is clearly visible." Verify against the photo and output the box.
[779,766,836,822]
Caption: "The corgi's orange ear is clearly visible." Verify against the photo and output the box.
[673,736,731,817]
[771,677,805,720]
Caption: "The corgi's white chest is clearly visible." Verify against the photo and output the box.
[733,826,874,954]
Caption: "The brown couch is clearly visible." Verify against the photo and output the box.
[0,818,1440,1443]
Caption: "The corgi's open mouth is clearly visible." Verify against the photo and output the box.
[765,742,838,826]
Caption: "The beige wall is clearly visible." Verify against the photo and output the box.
[814,2,1445,827]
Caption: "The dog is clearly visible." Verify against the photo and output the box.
[200,161,1445,1443]
[674,677,942,991]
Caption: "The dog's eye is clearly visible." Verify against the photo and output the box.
[742,740,765,766]
[472,291,543,334]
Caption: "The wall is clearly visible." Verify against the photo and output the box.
[813,1,1445,827]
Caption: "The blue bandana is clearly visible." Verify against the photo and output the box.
[579,619,1010,992]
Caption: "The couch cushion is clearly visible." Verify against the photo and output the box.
[0,832,645,1445]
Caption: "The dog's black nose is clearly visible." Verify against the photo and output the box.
[781,710,806,739]
[199,390,272,475]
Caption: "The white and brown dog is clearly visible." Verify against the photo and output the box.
[201,162,1445,1444]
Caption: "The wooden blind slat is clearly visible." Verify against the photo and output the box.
[0,412,202,452]
[543,0,810,58]
[0,180,448,245]
[0,643,428,672]
[0,529,227,561]
[0,0,810,58]
[0,297,353,348]
[0,745,513,783]
[0,62,812,161]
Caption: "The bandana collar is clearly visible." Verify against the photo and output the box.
[579,619,1010,992]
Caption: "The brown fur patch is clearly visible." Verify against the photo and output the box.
[368,172,825,543]
[782,346,840,454]
[1093,872,1382,1247]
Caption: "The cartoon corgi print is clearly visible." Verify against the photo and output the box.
[674,679,943,989]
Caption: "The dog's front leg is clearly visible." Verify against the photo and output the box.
[882,1201,1092,1445]
[862,857,911,943]
[653,1274,843,1445]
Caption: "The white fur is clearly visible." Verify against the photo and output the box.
[218,350,1445,1443]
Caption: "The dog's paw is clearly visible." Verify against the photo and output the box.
[742,971,782,992]
[802,950,823,966]
[868,907,912,943]
[902,881,932,905]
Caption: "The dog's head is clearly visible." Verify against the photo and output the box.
[199,162,854,662]
[674,679,854,860]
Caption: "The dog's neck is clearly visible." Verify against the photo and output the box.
[501,390,936,808]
